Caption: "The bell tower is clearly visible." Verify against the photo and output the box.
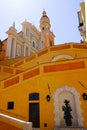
[40,10,55,49]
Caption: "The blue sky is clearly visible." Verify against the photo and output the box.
[0,0,84,44]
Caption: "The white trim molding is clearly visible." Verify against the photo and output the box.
[52,54,74,62]
[53,85,84,127]
[0,113,32,130]
[85,0,87,42]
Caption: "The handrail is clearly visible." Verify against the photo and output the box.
[0,113,32,130]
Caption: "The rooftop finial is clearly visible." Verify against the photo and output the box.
[43,8,45,11]
[13,22,15,28]
[42,9,46,16]
[25,18,27,22]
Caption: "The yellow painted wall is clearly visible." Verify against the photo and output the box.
[0,121,22,130]
[0,60,87,129]
[0,43,87,129]
[13,43,87,69]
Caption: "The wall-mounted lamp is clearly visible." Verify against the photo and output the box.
[46,84,51,102]
[46,95,51,102]
[82,93,87,100]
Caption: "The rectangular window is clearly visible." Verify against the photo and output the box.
[7,102,14,110]
[29,93,39,100]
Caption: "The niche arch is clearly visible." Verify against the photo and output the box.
[53,86,84,126]
[52,54,74,62]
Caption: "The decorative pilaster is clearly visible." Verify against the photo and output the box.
[6,35,12,59]
[23,44,27,57]
[27,47,30,56]
[6,22,17,59]
[12,39,17,58]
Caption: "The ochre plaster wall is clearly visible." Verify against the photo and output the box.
[0,59,87,129]
[0,43,87,129]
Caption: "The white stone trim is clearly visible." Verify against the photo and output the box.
[52,54,74,62]
[12,39,17,58]
[6,35,12,58]
[85,0,87,42]
[53,85,84,126]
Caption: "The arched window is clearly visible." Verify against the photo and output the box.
[41,41,44,49]
[50,41,52,46]
[0,40,3,51]
[42,27,44,30]
[29,93,39,100]
[32,41,35,48]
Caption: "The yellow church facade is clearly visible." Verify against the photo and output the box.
[0,3,87,130]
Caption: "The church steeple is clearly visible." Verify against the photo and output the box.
[40,10,55,49]
[40,10,51,32]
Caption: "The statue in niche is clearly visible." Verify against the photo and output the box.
[62,99,73,126]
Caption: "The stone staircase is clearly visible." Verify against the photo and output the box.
[54,126,85,130]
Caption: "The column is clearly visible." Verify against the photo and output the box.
[12,39,17,58]
[23,44,26,57]
[28,47,30,56]
[6,35,12,59]
[22,25,26,38]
